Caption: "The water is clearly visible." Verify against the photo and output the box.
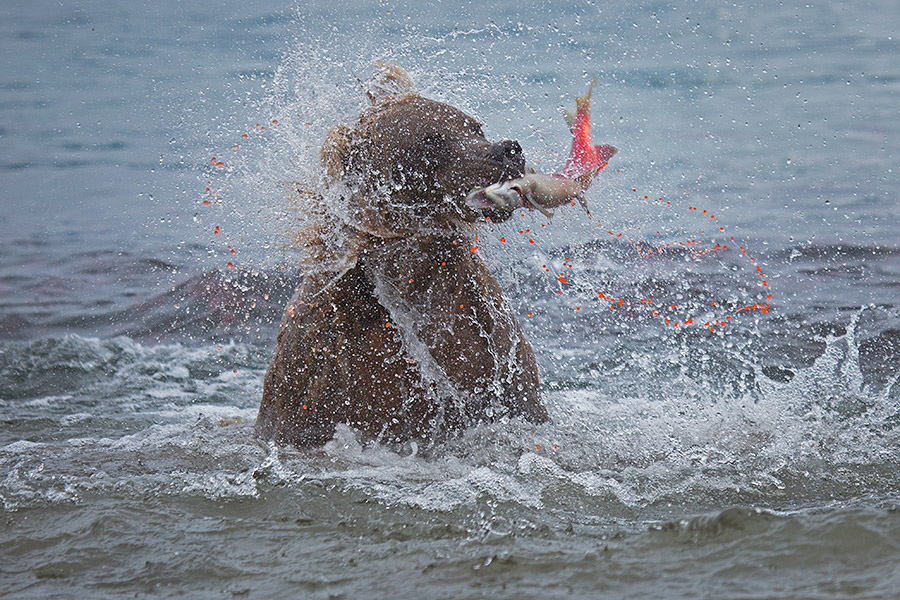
[2,0,899,597]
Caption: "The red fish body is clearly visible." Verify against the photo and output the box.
[560,79,616,180]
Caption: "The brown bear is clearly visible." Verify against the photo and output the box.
[256,65,551,447]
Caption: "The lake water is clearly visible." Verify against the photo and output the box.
[2,0,899,597]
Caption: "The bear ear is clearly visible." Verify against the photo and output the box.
[320,124,350,179]
[365,63,415,105]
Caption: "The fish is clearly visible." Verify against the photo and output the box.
[466,79,616,218]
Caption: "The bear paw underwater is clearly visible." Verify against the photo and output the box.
[257,65,596,447]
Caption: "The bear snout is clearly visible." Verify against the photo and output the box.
[489,139,526,182]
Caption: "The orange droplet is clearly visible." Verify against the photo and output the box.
[500,237,506,243]
[385,322,390,327]
[226,262,233,268]
[470,246,478,252]
[272,119,278,125]
[528,312,533,316]
[214,226,220,235]
[241,133,248,138]
[210,157,217,164]
[529,239,534,244]
[215,161,225,167]
[203,200,211,206]
[534,444,540,450]
[302,405,308,410]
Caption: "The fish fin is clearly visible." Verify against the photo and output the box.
[525,195,555,219]
[594,144,617,162]
[576,192,590,214]
[563,108,576,130]
[575,78,597,115]
[574,168,599,191]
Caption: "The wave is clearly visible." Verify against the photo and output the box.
[1,312,898,515]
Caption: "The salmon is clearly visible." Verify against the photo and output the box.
[466,80,616,217]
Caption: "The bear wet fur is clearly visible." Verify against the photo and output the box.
[257,66,548,446]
